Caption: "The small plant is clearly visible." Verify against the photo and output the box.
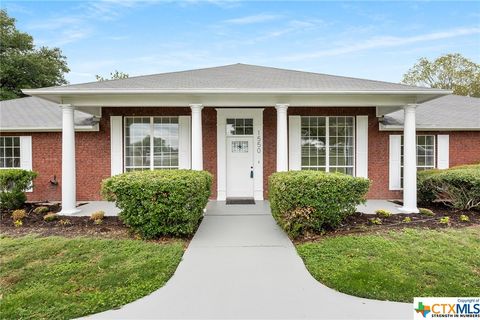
[402,217,412,223]
[33,206,49,215]
[13,220,23,227]
[43,213,58,222]
[459,215,470,222]
[439,216,450,225]
[11,209,26,221]
[419,208,435,216]
[93,219,103,225]
[58,219,72,226]
[90,210,105,221]
[369,218,382,225]
[375,209,392,218]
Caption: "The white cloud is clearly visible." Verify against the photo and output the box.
[223,13,281,25]
[280,27,480,61]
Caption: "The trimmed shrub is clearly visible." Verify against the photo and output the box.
[101,170,212,238]
[90,211,105,221]
[0,169,37,210]
[269,171,370,238]
[43,213,58,222]
[33,206,49,215]
[419,208,435,216]
[11,209,26,221]
[417,164,480,210]
[375,209,392,218]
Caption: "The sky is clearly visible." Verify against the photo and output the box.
[2,0,480,85]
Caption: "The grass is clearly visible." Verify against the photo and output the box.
[296,227,480,302]
[0,235,185,320]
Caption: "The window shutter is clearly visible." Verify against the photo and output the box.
[437,135,449,169]
[389,135,402,190]
[355,115,368,178]
[110,116,123,176]
[20,136,33,192]
[288,116,301,170]
[178,116,191,169]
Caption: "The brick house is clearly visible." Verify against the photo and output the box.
[1,64,479,214]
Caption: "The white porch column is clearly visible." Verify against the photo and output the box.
[401,104,419,213]
[60,104,80,214]
[190,104,204,170]
[275,104,289,172]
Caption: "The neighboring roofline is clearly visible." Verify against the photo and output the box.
[0,124,99,132]
[379,123,480,131]
[23,89,452,95]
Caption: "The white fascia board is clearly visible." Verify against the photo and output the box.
[22,88,452,95]
[379,123,480,131]
[0,124,99,132]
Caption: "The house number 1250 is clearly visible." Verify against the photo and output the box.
[256,130,262,154]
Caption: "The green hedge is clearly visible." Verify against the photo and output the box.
[269,171,370,238]
[101,170,212,238]
[418,164,480,210]
[0,169,37,210]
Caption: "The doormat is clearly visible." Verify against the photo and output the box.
[226,198,256,205]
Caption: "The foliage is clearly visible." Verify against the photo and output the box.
[33,206,49,215]
[402,53,480,97]
[0,235,184,319]
[402,217,412,223]
[0,169,37,210]
[439,216,450,225]
[459,215,470,222]
[0,9,69,100]
[101,170,212,238]
[13,220,22,227]
[58,219,72,226]
[369,217,382,225]
[11,209,26,221]
[269,171,370,238]
[95,70,129,81]
[90,210,105,221]
[417,164,480,210]
[297,227,480,302]
[375,209,391,218]
[419,208,435,216]
[43,213,58,222]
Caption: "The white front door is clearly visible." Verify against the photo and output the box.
[226,136,254,198]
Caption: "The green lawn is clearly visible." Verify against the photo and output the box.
[0,236,185,320]
[296,227,480,302]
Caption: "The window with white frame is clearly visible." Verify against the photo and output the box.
[0,137,21,168]
[301,116,355,175]
[400,135,435,187]
[124,117,179,171]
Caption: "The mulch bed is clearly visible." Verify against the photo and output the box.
[296,203,480,243]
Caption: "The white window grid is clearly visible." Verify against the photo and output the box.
[124,116,179,172]
[226,118,254,136]
[300,116,355,175]
[0,137,21,169]
[400,135,436,188]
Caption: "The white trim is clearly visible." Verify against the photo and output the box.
[110,116,123,176]
[0,125,99,132]
[288,116,301,170]
[389,135,402,190]
[216,108,264,201]
[379,123,480,131]
[355,115,368,178]
[437,135,450,169]
[178,116,191,169]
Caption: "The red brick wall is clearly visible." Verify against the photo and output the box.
[3,107,479,202]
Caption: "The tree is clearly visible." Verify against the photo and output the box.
[95,70,129,81]
[0,9,69,100]
[402,53,480,97]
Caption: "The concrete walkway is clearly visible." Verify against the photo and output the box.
[85,201,410,319]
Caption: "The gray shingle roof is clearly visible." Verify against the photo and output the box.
[382,95,480,130]
[0,97,96,131]
[25,63,445,93]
